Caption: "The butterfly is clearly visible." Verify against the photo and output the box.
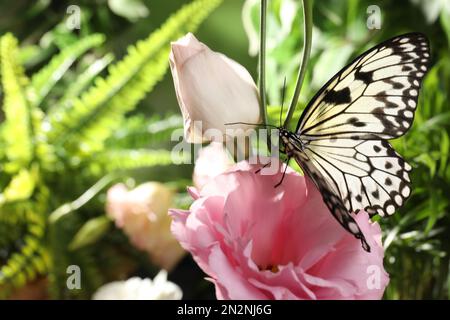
[277,32,430,252]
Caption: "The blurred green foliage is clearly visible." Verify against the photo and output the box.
[0,0,222,299]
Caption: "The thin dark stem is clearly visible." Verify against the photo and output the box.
[283,0,313,129]
[259,0,268,125]
[49,173,119,223]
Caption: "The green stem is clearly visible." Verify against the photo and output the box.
[259,0,268,125]
[49,173,119,223]
[283,0,313,129]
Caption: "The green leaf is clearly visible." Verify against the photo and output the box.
[90,149,180,175]
[311,40,354,89]
[242,0,260,56]
[69,216,111,251]
[267,104,302,126]
[18,45,42,65]
[415,153,438,177]
[441,10,450,48]
[0,168,37,205]
[418,112,450,132]
[108,0,149,22]
[28,34,105,108]
[0,33,33,172]
[439,130,449,177]
[48,0,223,157]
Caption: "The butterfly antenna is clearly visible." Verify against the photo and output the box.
[225,122,277,128]
[280,77,287,128]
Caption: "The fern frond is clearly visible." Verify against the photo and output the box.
[28,34,105,108]
[89,149,180,176]
[0,185,49,298]
[105,114,182,149]
[51,53,114,114]
[0,168,37,206]
[0,33,33,173]
[47,214,103,299]
[0,207,48,294]
[48,0,223,157]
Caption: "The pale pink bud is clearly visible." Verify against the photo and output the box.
[169,33,261,143]
[193,142,234,190]
[106,182,185,271]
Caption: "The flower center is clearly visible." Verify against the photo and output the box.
[258,264,279,273]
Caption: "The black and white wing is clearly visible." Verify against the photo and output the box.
[297,33,430,139]
[293,33,430,249]
[298,138,411,251]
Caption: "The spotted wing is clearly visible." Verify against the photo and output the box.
[297,32,430,140]
[300,138,411,216]
[292,137,412,252]
[299,157,371,252]
[290,33,429,249]
[295,33,428,217]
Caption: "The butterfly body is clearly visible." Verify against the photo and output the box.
[279,128,306,155]
[278,33,430,252]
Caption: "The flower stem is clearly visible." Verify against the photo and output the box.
[259,0,268,125]
[283,0,313,129]
[49,173,119,223]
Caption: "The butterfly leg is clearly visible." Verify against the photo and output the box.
[256,137,288,174]
[274,157,291,188]
[255,161,271,174]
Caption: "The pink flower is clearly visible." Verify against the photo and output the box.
[170,160,389,299]
[107,182,185,271]
[193,142,234,190]
[169,33,261,143]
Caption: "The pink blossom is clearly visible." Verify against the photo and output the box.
[170,160,389,299]
[193,142,234,190]
[169,33,261,143]
[107,182,185,271]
